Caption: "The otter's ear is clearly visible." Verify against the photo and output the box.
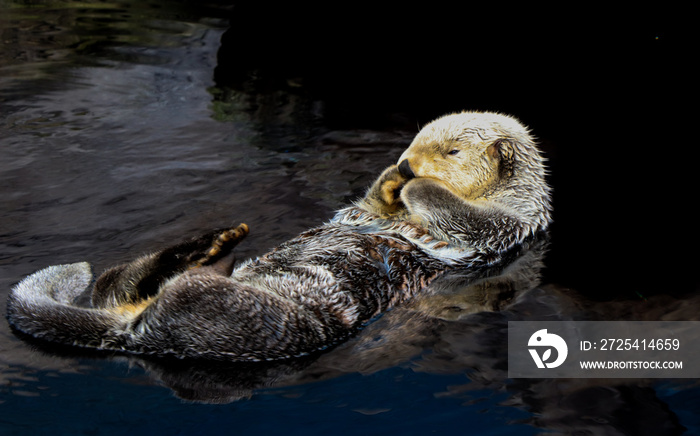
[487,139,515,177]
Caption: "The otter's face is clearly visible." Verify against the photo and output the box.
[398,126,511,200]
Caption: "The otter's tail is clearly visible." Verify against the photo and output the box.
[7,262,125,350]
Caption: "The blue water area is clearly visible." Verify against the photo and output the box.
[0,1,694,435]
[2,359,536,436]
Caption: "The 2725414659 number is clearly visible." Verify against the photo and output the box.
[600,338,680,351]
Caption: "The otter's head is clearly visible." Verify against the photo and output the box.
[398,111,552,229]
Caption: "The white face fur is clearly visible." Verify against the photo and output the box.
[398,112,529,200]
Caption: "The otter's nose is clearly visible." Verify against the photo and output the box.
[398,159,415,180]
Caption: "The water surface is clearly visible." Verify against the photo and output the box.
[1,2,696,435]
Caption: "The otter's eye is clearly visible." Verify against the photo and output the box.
[447,149,460,156]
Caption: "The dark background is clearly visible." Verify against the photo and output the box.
[214,3,691,299]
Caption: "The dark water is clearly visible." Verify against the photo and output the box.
[1,2,696,435]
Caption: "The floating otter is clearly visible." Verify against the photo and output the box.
[7,111,552,361]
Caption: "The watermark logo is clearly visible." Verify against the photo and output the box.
[509,321,698,378]
[528,329,568,368]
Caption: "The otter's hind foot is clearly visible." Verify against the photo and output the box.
[92,224,249,308]
[191,223,249,268]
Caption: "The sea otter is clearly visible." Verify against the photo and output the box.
[7,111,552,361]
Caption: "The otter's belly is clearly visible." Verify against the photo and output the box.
[230,224,439,326]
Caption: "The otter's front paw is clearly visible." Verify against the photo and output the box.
[371,165,410,214]
[399,178,455,216]
[380,175,407,206]
[358,164,415,217]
